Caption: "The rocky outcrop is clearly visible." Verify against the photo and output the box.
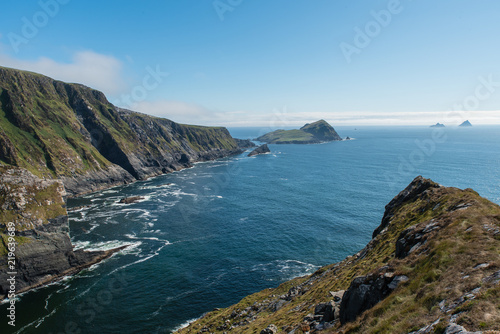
[235,139,257,149]
[0,66,243,197]
[372,176,441,238]
[0,167,123,299]
[339,273,408,324]
[248,144,270,157]
[459,120,472,127]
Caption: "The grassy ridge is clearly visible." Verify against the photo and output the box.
[0,66,239,184]
[177,179,500,333]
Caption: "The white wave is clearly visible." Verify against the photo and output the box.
[108,241,169,275]
[72,240,90,250]
[76,240,138,253]
[172,317,201,333]
[251,259,319,281]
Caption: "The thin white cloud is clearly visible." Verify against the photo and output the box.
[126,99,500,127]
[0,50,127,95]
[132,100,213,124]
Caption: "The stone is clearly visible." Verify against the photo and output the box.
[260,324,278,334]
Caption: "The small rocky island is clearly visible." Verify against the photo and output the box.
[255,120,342,144]
[248,144,270,157]
[430,123,445,127]
[459,120,473,127]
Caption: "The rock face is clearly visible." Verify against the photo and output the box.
[255,120,342,144]
[235,139,257,149]
[459,120,472,127]
[372,176,441,238]
[248,144,270,157]
[177,176,500,334]
[339,273,409,324]
[0,66,243,197]
[0,167,123,299]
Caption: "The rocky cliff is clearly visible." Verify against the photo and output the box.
[0,166,123,299]
[176,176,500,334]
[0,66,249,298]
[255,120,342,144]
[0,66,244,197]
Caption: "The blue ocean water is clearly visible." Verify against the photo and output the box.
[2,126,499,333]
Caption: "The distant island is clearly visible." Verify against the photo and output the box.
[255,120,342,144]
[430,123,445,128]
[459,120,473,127]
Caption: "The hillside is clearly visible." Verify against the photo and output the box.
[177,176,500,334]
[0,66,249,298]
[0,66,244,197]
[255,120,342,144]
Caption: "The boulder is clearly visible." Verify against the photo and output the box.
[260,324,278,334]
[339,273,409,324]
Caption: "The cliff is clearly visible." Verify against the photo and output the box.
[255,120,342,144]
[0,66,244,197]
[0,166,123,299]
[0,66,248,298]
[176,176,500,334]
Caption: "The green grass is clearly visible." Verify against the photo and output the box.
[256,129,315,144]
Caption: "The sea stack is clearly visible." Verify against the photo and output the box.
[248,144,270,157]
[430,123,445,127]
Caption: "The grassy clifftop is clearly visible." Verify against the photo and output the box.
[177,177,500,333]
[0,66,241,196]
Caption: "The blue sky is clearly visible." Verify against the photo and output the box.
[1,0,500,126]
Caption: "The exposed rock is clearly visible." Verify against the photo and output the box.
[373,176,441,238]
[345,136,351,140]
[235,138,257,149]
[0,66,244,197]
[396,220,444,258]
[260,324,278,334]
[459,120,472,127]
[430,123,445,127]
[119,196,145,204]
[248,144,270,157]
[314,302,335,322]
[0,167,124,299]
[339,273,409,324]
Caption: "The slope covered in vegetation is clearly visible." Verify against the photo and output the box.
[177,177,500,334]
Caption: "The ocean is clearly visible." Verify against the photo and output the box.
[2,126,499,333]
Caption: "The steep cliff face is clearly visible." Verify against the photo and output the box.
[176,177,500,334]
[0,66,242,196]
[0,167,122,299]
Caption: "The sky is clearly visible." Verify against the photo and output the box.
[1,0,500,127]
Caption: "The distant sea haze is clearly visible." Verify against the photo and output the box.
[2,125,499,333]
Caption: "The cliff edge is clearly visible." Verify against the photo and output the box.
[0,166,124,299]
[0,66,244,197]
[176,176,500,333]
